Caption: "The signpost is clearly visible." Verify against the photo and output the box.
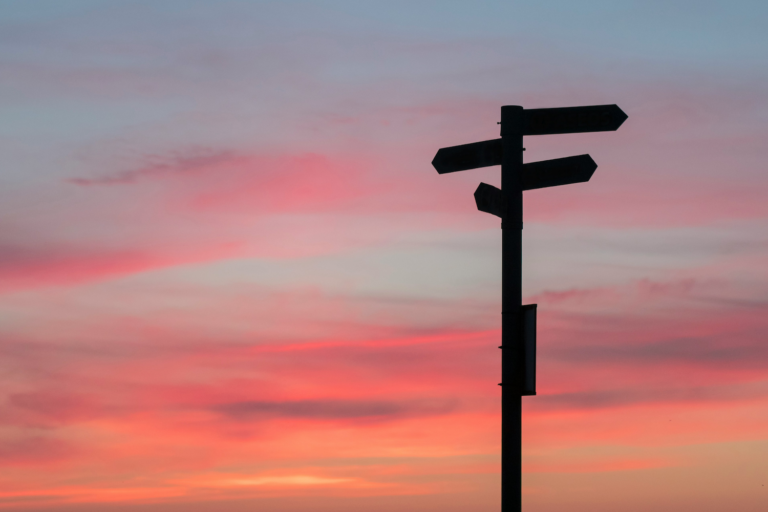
[432,104,626,512]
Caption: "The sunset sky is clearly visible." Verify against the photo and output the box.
[1,1,767,511]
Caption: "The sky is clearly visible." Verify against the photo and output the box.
[1,1,767,511]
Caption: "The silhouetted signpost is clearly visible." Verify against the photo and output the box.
[432,104,627,512]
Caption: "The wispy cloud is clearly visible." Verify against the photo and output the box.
[532,382,768,412]
[67,148,242,186]
[214,398,457,422]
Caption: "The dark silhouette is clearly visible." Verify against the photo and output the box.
[432,104,627,512]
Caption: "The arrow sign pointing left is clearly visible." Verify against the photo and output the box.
[432,138,502,174]
[475,182,504,217]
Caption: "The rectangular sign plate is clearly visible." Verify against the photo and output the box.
[432,138,502,174]
[523,104,627,136]
[522,304,537,396]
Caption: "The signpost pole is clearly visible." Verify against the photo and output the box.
[500,105,524,512]
[431,102,626,512]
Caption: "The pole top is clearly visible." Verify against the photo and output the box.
[500,105,524,137]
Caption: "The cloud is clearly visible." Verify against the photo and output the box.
[551,334,768,370]
[531,381,768,412]
[7,391,101,426]
[217,475,356,487]
[527,278,708,314]
[0,241,243,293]
[213,398,457,422]
[0,436,79,466]
[67,148,242,186]
[1,273,767,507]
[2,3,768,511]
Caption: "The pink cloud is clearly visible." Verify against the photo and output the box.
[0,241,243,294]
[0,436,79,467]
[1,271,767,507]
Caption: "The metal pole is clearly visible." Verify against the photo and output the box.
[500,105,523,512]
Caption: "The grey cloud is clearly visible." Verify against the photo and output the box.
[0,436,77,465]
[214,398,457,421]
[532,382,768,412]
[552,335,768,368]
[67,148,239,186]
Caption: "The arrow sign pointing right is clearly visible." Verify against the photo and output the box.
[522,154,597,190]
[432,105,624,174]
[523,104,627,136]
[474,154,598,217]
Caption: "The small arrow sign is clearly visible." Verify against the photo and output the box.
[432,138,502,174]
[522,154,597,190]
[523,104,627,136]
[475,155,597,217]
[474,182,504,217]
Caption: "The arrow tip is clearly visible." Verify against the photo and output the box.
[432,149,455,174]
[584,154,598,172]
[613,105,628,129]
[431,152,442,173]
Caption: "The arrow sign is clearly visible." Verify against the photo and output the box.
[523,104,627,136]
[474,182,504,217]
[432,105,624,173]
[432,138,502,174]
[475,155,597,217]
[522,154,597,190]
